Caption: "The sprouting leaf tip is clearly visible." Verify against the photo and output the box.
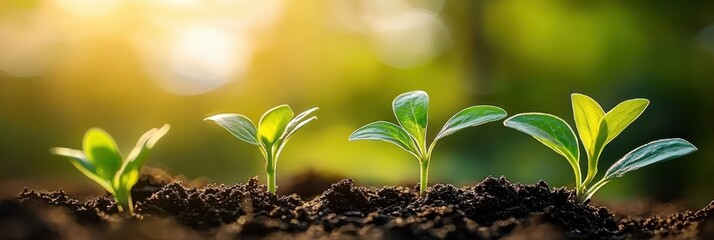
[204,114,230,122]
[677,138,698,150]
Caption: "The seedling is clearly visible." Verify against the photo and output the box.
[50,124,170,213]
[504,94,697,203]
[349,90,507,195]
[205,105,318,194]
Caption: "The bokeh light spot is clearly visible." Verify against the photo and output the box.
[53,0,121,17]
[135,26,252,95]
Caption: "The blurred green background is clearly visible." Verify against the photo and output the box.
[1,0,713,206]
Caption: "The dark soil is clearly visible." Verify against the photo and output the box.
[1,170,713,240]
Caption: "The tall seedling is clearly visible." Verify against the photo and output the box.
[206,105,318,193]
[349,90,507,195]
[504,94,697,202]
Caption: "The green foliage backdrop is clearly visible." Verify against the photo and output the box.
[1,1,713,205]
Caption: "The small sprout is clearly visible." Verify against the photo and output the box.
[205,105,318,194]
[349,90,507,195]
[50,124,171,213]
[504,94,697,203]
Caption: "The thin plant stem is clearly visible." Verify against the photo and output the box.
[265,147,277,194]
[419,158,430,195]
[580,178,609,204]
[114,190,133,214]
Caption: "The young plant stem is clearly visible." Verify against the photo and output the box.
[419,142,437,195]
[419,157,430,195]
[569,159,584,197]
[267,168,276,194]
[265,147,277,194]
[579,178,609,203]
[581,151,601,188]
[114,190,133,214]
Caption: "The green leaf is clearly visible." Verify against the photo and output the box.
[258,105,294,147]
[435,105,507,141]
[349,121,420,158]
[82,128,123,182]
[503,113,580,163]
[600,98,649,144]
[114,124,170,192]
[205,113,258,145]
[392,91,429,149]
[571,93,605,156]
[282,107,318,140]
[604,138,697,180]
[284,117,317,141]
[50,147,114,194]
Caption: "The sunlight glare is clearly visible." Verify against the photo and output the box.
[0,13,58,77]
[53,0,121,17]
[135,26,251,95]
[328,0,451,68]
[366,10,451,68]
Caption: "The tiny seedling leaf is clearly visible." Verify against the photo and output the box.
[283,116,317,141]
[600,99,649,144]
[604,138,697,180]
[392,90,429,148]
[258,105,294,147]
[206,105,317,194]
[435,105,507,141]
[352,90,506,196]
[115,124,171,192]
[282,107,319,141]
[82,128,123,182]
[504,113,580,163]
[50,147,114,194]
[205,114,258,145]
[51,124,169,213]
[349,121,420,157]
[571,93,605,156]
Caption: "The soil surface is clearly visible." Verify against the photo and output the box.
[1,170,713,239]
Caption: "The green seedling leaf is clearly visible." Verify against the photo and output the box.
[351,90,507,195]
[392,90,429,150]
[51,124,170,213]
[512,94,695,203]
[50,147,114,194]
[600,99,649,144]
[435,105,507,141]
[571,93,605,156]
[206,105,317,194]
[283,117,317,141]
[504,113,580,163]
[205,114,258,145]
[572,95,648,190]
[349,121,420,157]
[282,107,319,141]
[504,113,583,194]
[258,105,294,147]
[604,138,697,180]
[82,128,123,182]
[115,124,171,193]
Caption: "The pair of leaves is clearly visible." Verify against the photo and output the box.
[503,94,697,188]
[205,105,318,156]
[206,105,317,194]
[572,94,649,167]
[51,124,170,208]
[349,90,507,159]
